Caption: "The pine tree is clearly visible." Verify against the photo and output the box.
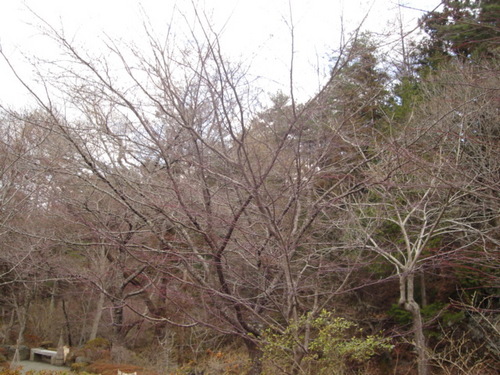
[418,0,500,68]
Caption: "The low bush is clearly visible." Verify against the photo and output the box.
[68,338,112,364]
[84,339,111,351]
[71,362,89,372]
[166,350,249,375]
[262,310,394,375]
[86,361,154,375]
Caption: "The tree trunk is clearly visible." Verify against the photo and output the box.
[14,293,32,347]
[89,291,105,341]
[420,272,427,308]
[49,281,58,314]
[62,299,73,346]
[15,306,27,346]
[112,300,124,338]
[406,301,428,375]
[402,273,429,375]
[291,348,305,375]
[244,340,263,375]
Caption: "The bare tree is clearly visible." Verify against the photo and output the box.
[0,111,69,347]
[0,8,395,373]
[345,53,500,374]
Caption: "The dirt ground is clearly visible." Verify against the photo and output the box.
[14,360,70,373]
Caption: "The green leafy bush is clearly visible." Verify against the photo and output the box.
[261,310,393,375]
[421,302,445,320]
[387,304,412,325]
[441,310,465,327]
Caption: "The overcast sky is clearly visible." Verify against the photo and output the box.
[0,0,441,108]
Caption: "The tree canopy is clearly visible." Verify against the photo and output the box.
[0,3,498,375]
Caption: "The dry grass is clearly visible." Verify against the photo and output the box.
[86,361,157,375]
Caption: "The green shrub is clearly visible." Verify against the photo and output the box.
[387,304,412,325]
[441,310,465,326]
[261,310,393,375]
[421,302,446,320]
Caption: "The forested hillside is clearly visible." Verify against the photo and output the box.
[0,1,498,374]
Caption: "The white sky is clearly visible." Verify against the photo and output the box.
[0,0,441,109]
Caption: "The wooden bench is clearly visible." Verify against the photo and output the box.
[30,348,58,364]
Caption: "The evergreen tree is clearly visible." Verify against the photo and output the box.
[418,0,500,68]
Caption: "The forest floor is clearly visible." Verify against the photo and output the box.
[16,360,70,373]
